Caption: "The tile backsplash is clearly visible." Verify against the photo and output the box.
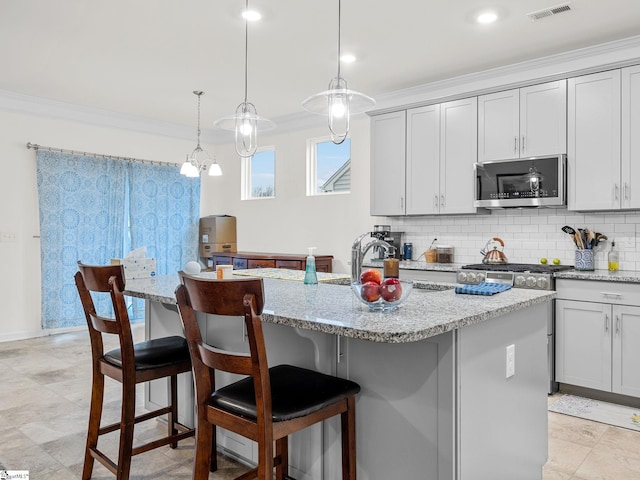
[387,209,640,271]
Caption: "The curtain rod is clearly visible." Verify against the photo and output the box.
[26,142,177,167]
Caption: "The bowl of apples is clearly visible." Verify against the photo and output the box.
[352,268,413,311]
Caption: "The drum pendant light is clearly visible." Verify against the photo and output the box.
[180,91,222,177]
[214,0,275,157]
[302,0,375,144]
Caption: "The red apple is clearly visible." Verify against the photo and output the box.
[380,278,402,302]
[361,281,381,302]
[360,268,383,285]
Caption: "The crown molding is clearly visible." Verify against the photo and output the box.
[370,34,640,115]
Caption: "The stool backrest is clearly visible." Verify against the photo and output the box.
[175,273,271,421]
[75,261,134,371]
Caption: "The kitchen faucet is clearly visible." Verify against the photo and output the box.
[351,232,392,283]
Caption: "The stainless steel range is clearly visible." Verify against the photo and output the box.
[457,263,574,394]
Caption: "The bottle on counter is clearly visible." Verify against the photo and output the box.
[608,241,619,272]
[304,247,318,285]
[383,257,399,278]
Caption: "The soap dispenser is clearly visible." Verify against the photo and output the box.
[304,247,318,285]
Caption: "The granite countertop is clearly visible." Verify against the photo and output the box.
[554,269,640,283]
[124,273,554,344]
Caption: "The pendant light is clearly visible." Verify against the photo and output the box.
[180,91,223,177]
[214,0,275,157]
[302,0,375,144]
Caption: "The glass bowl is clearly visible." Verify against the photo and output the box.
[351,280,413,311]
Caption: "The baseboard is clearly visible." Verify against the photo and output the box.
[559,383,640,409]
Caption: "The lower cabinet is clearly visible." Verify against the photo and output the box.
[556,287,640,397]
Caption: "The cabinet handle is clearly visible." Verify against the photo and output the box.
[616,315,620,335]
[605,314,610,333]
[624,182,630,200]
[615,183,620,200]
[336,336,344,364]
[242,321,247,342]
[600,292,622,299]
[522,136,525,152]
[400,196,404,209]
[514,137,518,154]
[434,195,439,208]
[440,194,445,207]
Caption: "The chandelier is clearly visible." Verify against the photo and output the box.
[180,91,222,177]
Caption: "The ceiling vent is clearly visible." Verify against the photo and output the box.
[527,3,572,21]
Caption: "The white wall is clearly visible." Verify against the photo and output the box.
[0,109,194,341]
[199,117,380,274]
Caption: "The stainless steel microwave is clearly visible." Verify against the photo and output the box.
[474,154,566,208]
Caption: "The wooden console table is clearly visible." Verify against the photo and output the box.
[206,252,333,273]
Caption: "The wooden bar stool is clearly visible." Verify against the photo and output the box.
[175,273,360,480]
[75,262,195,480]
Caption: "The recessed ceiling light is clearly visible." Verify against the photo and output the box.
[242,10,261,21]
[340,54,356,64]
[477,11,498,24]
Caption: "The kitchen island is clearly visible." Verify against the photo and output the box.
[125,272,554,480]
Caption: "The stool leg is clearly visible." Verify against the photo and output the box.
[275,437,288,480]
[169,375,178,448]
[210,424,217,472]
[116,380,136,480]
[257,433,274,480]
[82,372,105,480]
[341,396,357,480]
[193,415,213,480]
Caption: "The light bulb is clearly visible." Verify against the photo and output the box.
[330,99,346,119]
[240,119,253,136]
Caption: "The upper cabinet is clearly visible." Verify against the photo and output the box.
[568,67,640,211]
[478,80,567,161]
[371,97,478,216]
[370,111,406,216]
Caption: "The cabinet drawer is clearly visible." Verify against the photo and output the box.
[248,259,276,269]
[556,279,640,306]
[276,260,303,270]
[213,256,232,266]
[233,258,248,270]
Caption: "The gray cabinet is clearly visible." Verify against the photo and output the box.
[478,80,567,161]
[555,280,640,397]
[371,97,478,216]
[370,111,406,216]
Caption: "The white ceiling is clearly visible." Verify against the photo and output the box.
[2,0,640,132]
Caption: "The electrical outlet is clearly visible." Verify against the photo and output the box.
[506,344,515,378]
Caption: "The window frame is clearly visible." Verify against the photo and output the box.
[241,145,276,200]
[306,135,351,196]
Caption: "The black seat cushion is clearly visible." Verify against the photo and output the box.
[210,364,361,422]
[104,336,191,370]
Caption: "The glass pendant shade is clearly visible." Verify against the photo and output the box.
[208,161,222,176]
[214,102,276,158]
[301,0,375,144]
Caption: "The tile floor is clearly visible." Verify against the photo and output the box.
[1,325,640,479]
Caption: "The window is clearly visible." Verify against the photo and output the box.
[242,148,276,199]
[307,137,351,195]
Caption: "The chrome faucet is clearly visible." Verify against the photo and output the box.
[351,233,392,283]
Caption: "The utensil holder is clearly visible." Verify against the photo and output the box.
[575,249,594,271]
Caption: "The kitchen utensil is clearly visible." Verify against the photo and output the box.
[561,225,576,235]
[586,229,596,249]
[574,232,584,249]
[481,237,508,264]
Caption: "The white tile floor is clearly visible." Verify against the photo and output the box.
[1,325,639,479]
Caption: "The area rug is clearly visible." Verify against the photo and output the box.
[549,394,640,432]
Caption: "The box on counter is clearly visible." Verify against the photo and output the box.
[111,257,157,280]
[199,215,237,256]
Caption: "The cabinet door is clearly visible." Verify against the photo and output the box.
[612,305,640,397]
[622,65,640,209]
[568,70,621,210]
[370,111,406,215]
[440,97,477,214]
[406,104,440,214]
[478,89,519,161]
[556,299,612,391]
[520,80,567,157]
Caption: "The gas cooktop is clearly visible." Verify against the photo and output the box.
[461,263,574,274]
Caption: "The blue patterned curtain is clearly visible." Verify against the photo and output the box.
[36,151,200,329]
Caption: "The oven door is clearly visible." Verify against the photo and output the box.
[474,155,566,208]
